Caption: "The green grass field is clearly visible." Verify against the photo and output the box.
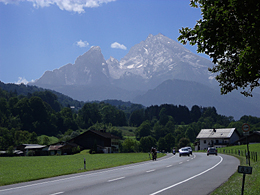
[0,151,165,186]
[210,143,260,195]
[117,126,136,139]
[37,135,59,144]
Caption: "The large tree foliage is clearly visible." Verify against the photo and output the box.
[178,0,260,96]
[140,136,156,152]
[135,120,151,140]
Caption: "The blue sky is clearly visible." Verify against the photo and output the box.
[0,0,206,84]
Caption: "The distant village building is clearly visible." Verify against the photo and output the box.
[69,129,120,153]
[11,130,121,156]
[196,128,240,150]
[48,142,80,155]
[235,131,260,145]
[15,144,47,156]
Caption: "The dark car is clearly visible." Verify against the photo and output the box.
[207,147,217,156]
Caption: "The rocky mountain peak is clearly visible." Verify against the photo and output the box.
[112,33,215,89]
[107,56,118,63]
[74,46,104,66]
[32,45,110,87]
[147,34,154,39]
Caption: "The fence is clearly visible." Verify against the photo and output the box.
[217,148,258,162]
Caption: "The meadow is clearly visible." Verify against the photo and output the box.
[0,151,165,186]
[210,143,260,195]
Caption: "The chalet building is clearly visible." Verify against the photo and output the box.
[235,131,260,145]
[196,128,240,150]
[69,129,120,153]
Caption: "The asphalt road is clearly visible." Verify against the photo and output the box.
[0,153,239,195]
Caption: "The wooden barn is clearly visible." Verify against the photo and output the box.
[69,130,120,153]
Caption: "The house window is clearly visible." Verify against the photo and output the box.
[204,140,206,144]
[215,140,219,144]
[112,140,119,145]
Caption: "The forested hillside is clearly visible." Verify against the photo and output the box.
[1,84,260,153]
[0,81,85,109]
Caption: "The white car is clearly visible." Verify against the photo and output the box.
[179,147,190,157]
[183,146,192,155]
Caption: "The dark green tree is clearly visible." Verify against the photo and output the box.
[7,146,14,156]
[153,122,169,140]
[190,105,201,122]
[164,133,175,152]
[185,127,196,142]
[14,130,31,146]
[42,136,50,145]
[140,136,156,152]
[77,103,101,129]
[8,97,18,116]
[159,108,169,126]
[178,137,191,148]
[157,137,167,151]
[122,138,139,153]
[129,109,145,127]
[0,127,14,150]
[101,105,116,125]
[178,0,260,96]
[29,132,38,144]
[174,126,186,145]
[135,120,151,140]
[0,98,9,127]
[14,98,33,131]
[60,107,78,131]
[32,90,61,112]
[165,118,175,134]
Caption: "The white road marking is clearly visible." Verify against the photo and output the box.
[166,165,172,167]
[146,169,155,173]
[108,177,125,182]
[179,162,183,164]
[49,192,64,195]
[150,156,223,195]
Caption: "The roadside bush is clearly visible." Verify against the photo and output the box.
[121,138,140,152]
[7,146,14,156]
[72,146,81,154]
[27,150,35,156]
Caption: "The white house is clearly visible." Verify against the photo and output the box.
[196,128,240,150]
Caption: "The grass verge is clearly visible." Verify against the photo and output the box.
[210,144,260,195]
[0,152,165,186]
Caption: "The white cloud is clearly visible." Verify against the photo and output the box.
[76,40,89,47]
[111,42,127,50]
[15,77,29,84]
[0,0,116,13]
[0,0,19,5]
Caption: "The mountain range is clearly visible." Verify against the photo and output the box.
[29,33,260,119]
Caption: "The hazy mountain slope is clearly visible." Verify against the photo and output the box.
[132,79,260,119]
[34,46,111,87]
[0,81,84,109]
[42,84,143,102]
